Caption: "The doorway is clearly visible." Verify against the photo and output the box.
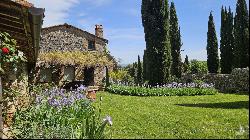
[84,67,94,86]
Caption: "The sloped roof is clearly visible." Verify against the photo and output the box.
[42,23,108,44]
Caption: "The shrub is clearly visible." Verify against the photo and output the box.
[106,83,218,97]
[109,69,133,85]
[190,60,208,74]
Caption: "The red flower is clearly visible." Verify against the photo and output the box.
[2,47,10,54]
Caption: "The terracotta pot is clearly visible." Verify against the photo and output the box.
[86,90,96,100]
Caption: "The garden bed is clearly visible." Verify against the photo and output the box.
[106,83,218,96]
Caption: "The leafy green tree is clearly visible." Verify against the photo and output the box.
[234,0,249,68]
[170,2,182,78]
[190,60,208,74]
[207,12,219,73]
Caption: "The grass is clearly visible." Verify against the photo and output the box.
[94,92,249,139]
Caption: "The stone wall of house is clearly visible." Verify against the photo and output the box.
[182,68,249,93]
[1,62,30,128]
[40,26,106,53]
[94,66,106,86]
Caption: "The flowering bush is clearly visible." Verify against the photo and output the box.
[11,85,112,139]
[106,82,217,96]
[0,32,27,73]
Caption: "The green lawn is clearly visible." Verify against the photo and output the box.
[94,92,249,139]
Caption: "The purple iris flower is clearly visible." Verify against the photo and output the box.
[77,85,87,91]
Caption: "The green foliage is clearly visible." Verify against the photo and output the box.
[106,85,217,97]
[95,92,249,139]
[220,7,234,74]
[105,66,110,88]
[0,32,27,73]
[143,50,148,81]
[234,0,249,68]
[136,55,142,85]
[170,2,182,78]
[183,55,190,73]
[37,51,114,68]
[190,60,208,74]
[207,12,219,74]
[142,0,172,86]
[109,69,133,84]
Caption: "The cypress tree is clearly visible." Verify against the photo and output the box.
[170,2,182,78]
[141,0,172,86]
[143,50,148,81]
[207,12,219,73]
[160,0,172,84]
[234,0,249,68]
[220,6,235,74]
[225,7,234,73]
[105,66,110,88]
[220,6,227,73]
[184,55,189,66]
[183,55,189,73]
[137,55,143,85]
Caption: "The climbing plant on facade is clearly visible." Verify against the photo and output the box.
[0,32,27,73]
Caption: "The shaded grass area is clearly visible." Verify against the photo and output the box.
[94,92,249,139]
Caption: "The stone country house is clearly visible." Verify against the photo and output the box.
[33,23,115,87]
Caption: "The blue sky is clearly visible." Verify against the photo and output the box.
[30,0,249,65]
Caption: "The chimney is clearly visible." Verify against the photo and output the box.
[95,25,103,38]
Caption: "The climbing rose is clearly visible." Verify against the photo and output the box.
[2,47,10,54]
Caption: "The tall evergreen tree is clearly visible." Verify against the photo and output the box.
[132,62,138,84]
[183,55,189,73]
[221,7,234,74]
[137,55,143,85]
[184,55,189,66]
[143,50,148,81]
[141,0,172,86]
[207,12,219,73]
[105,66,110,88]
[220,6,227,74]
[160,0,172,84]
[170,2,182,78]
[234,0,249,68]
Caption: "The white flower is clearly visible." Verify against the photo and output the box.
[18,50,24,57]
[103,116,112,126]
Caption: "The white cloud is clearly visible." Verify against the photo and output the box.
[84,0,113,7]
[29,0,80,27]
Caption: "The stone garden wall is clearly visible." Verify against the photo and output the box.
[182,68,249,93]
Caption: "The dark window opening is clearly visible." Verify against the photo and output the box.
[88,41,95,51]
